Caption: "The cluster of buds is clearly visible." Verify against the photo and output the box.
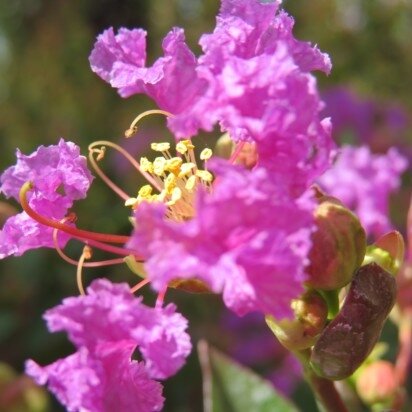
[264,187,404,410]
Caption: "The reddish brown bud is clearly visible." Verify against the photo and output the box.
[356,361,398,405]
[306,194,366,290]
[310,263,397,380]
[364,230,405,276]
[266,290,328,351]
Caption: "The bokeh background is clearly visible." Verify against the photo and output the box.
[0,1,411,411]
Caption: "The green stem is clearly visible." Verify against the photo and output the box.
[320,289,340,319]
[296,349,348,412]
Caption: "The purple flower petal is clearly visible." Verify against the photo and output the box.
[89,2,334,189]
[129,162,315,319]
[26,343,164,412]
[0,139,93,258]
[44,279,191,379]
[89,27,207,111]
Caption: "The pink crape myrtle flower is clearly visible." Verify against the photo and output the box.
[26,343,164,412]
[0,139,93,258]
[318,145,408,238]
[128,161,315,319]
[89,0,334,194]
[26,279,192,411]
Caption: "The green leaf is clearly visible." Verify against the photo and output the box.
[199,341,299,412]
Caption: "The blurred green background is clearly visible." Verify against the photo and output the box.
[0,0,411,411]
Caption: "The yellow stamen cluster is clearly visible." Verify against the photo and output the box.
[125,139,213,221]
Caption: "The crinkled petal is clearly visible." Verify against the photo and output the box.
[44,279,191,379]
[199,1,331,74]
[208,50,334,193]
[26,348,105,412]
[139,304,192,380]
[129,162,315,319]
[90,27,207,111]
[26,343,164,412]
[0,139,93,258]
[89,27,147,83]
[0,211,70,258]
[1,139,92,201]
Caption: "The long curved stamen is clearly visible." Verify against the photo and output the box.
[19,182,129,244]
[125,109,173,138]
[53,221,126,267]
[130,278,150,294]
[88,147,130,201]
[80,238,143,258]
[77,246,92,295]
[88,140,162,192]
[155,286,168,308]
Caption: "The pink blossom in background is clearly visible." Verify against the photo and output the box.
[0,139,93,258]
[322,87,409,153]
[318,145,408,238]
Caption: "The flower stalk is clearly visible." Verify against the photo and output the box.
[296,349,348,412]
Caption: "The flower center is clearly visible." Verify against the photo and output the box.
[125,139,213,221]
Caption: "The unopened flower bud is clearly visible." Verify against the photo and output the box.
[168,278,211,293]
[214,134,258,169]
[364,230,405,276]
[266,290,328,351]
[306,193,366,290]
[356,361,398,405]
[214,133,234,159]
[310,263,397,380]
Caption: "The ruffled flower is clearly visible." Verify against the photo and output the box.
[26,343,164,412]
[128,161,315,319]
[0,139,93,258]
[26,279,192,411]
[43,279,191,380]
[89,0,334,193]
[318,145,408,237]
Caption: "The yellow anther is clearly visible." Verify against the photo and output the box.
[167,187,182,205]
[176,139,195,154]
[153,157,167,176]
[125,126,137,138]
[196,170,213,183]
[137,185,153,198]
[96,146,106,161]
[200,148,213,161]
[151,142,171,152]
[125,197,138,207]
[185,175,197,192]
[165,157,183,174]
[156,191,167,203]
[140,157,154,173]
[164,173,177,194]
[178,162,196,177]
